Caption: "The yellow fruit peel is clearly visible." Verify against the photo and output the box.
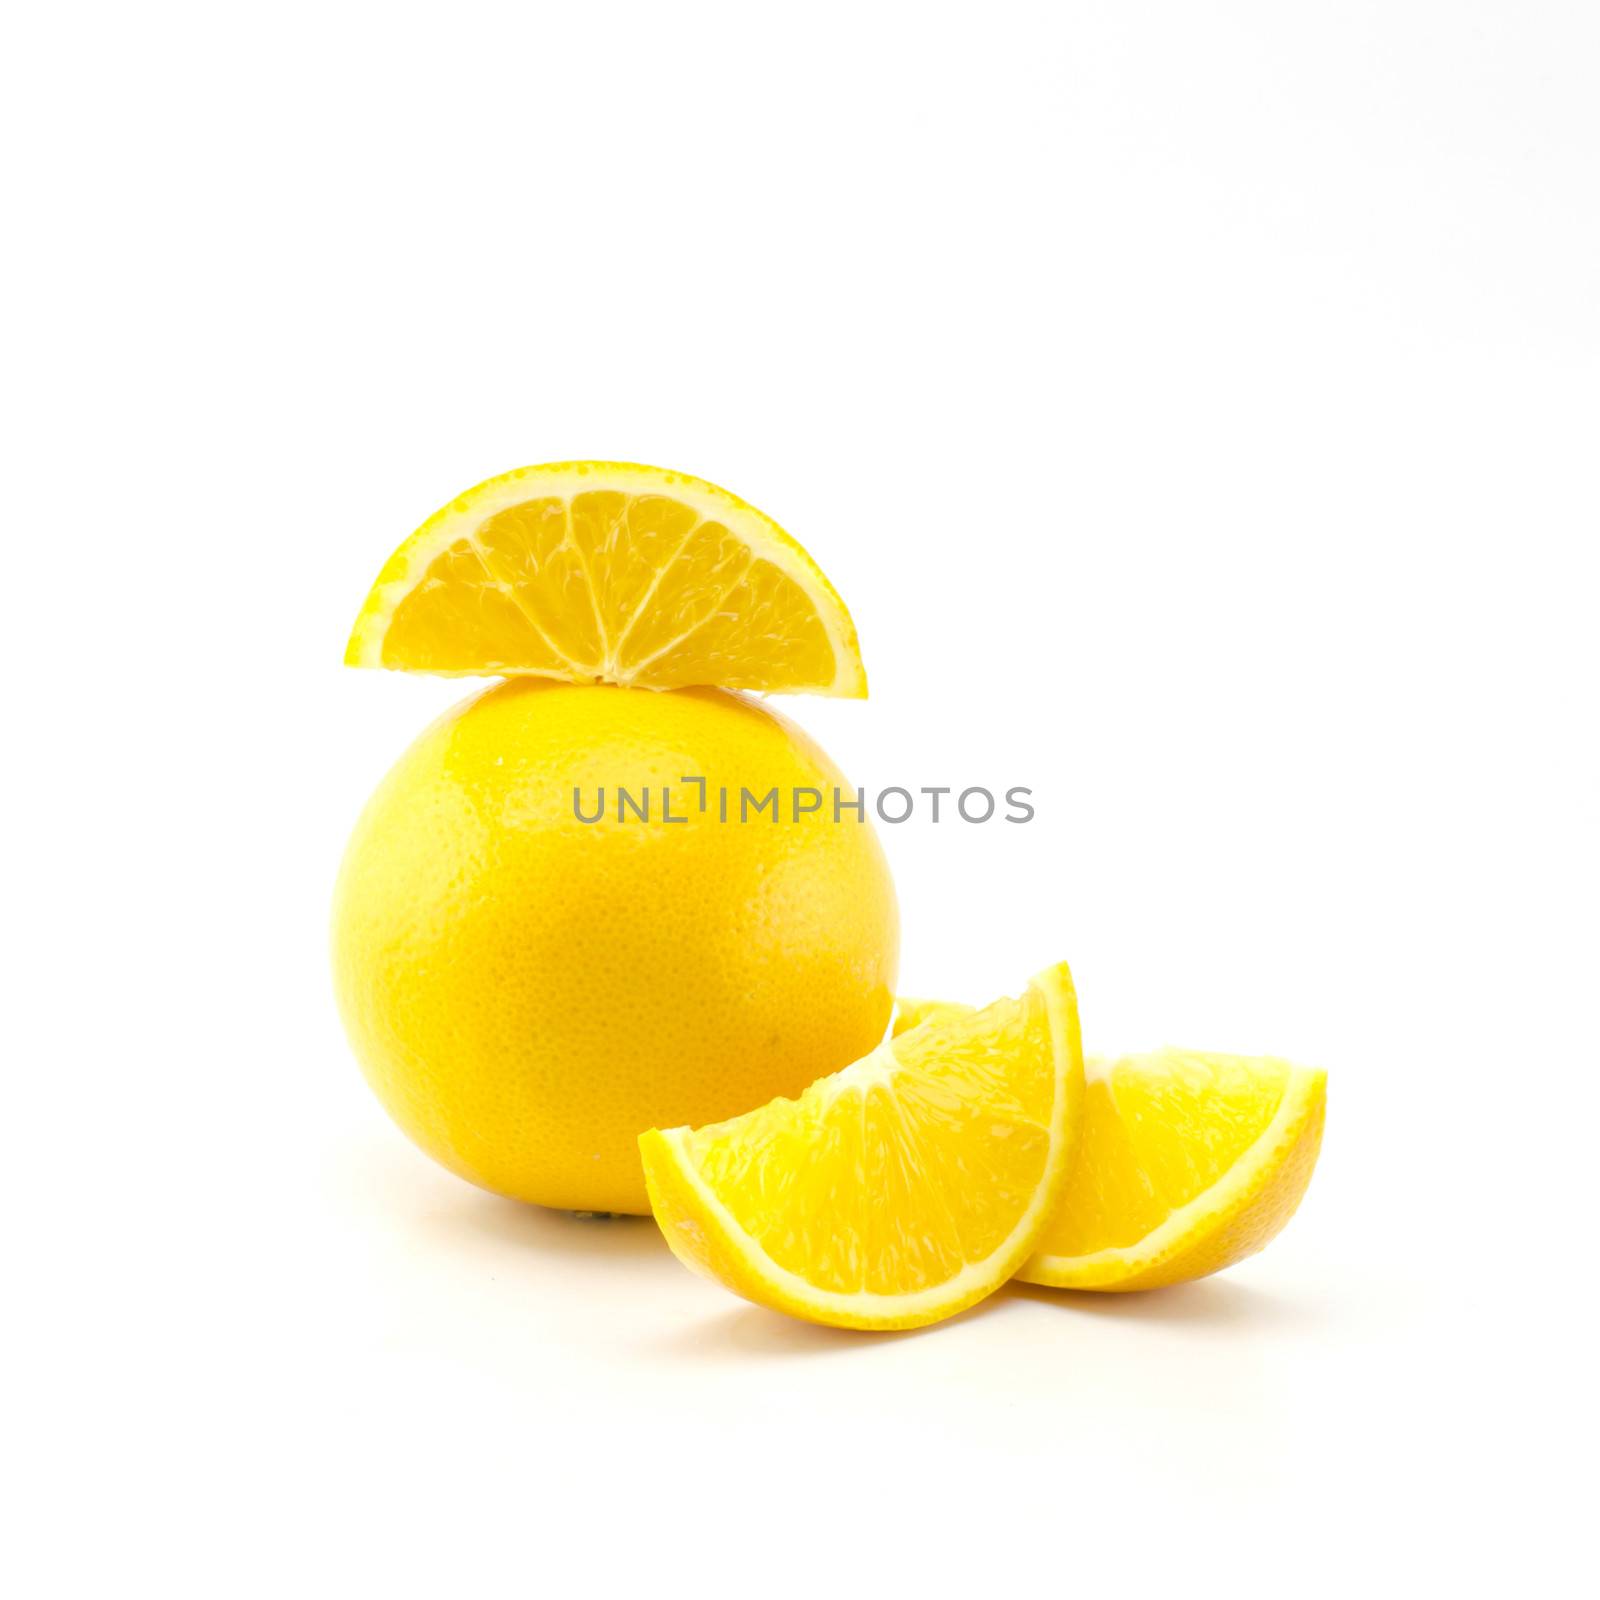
[332,680,898,1214]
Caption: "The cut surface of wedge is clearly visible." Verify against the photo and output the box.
[891,1005,1326,1292]
[344,461,865,695]
[641,964,1084,1330]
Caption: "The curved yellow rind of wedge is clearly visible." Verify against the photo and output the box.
[344,460,866,696]
[1018,1065,1326,1292]
[640,963,1085,1331]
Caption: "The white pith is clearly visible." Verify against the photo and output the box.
[822,1038,901,1100]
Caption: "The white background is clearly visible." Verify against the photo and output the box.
[6,3,1596,1594]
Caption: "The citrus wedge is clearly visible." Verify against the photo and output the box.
[1021,1049,1324,1290]
[890,1004,1326,1292]
[640,963,1084,1330]
[344,461,865,695]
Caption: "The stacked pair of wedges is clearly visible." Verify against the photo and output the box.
[642,965,1326,1331]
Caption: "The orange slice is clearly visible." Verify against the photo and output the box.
[345,461,865,695]
[641,964,1084,1330]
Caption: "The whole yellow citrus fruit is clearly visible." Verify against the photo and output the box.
[332,680,899,1213]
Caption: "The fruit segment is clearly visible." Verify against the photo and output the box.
[641,963,1084,1330]
[344,461,866,695]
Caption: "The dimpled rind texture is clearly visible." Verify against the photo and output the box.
[331,681,899,1213]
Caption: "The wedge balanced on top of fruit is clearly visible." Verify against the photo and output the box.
[333,462,1325,1331]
